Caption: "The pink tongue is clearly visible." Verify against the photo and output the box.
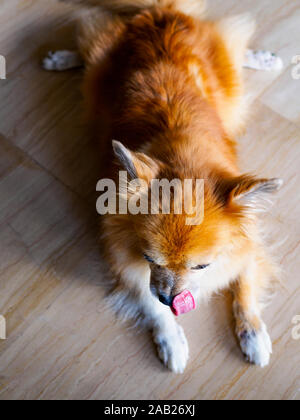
[172,290,196,316]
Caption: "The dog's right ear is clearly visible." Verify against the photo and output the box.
[112,140,159,183]
[226,175,283,214]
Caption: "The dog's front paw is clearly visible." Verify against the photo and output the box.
[238,323,272,368]
[153,324,189,374]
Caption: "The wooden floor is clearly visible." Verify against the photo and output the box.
[0,0,300,400]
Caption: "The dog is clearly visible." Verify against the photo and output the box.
[45,0,282,373]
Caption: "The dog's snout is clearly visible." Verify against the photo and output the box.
[151,266,177,306]
[158,293,173,307]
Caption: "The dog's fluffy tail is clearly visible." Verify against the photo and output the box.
[60,0,206,17]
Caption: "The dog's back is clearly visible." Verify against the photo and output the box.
[73,0,254,164]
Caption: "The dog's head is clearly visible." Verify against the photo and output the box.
[113,140,282,306]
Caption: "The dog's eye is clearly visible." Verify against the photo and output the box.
[143,254,155,264]
[192,264,210,270]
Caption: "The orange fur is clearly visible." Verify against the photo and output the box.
[69,0,282,370]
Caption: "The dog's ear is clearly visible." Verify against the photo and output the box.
[112,140,159,182]
[228,176,283,213]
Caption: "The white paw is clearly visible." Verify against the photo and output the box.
[42,50,83,71]
[239,323,273,368]
[244,49,283,71]
[153,323,189,374]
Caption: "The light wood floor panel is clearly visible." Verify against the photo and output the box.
[261,67,300,124]
[0,0,299,400]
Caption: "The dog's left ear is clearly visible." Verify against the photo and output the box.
[229,176,283,212]
[112,140,159,183]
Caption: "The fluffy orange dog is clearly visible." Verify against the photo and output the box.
[53,0,282,373]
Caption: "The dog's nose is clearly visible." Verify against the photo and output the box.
[158,293,173,307]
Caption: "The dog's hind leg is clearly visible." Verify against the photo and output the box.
[43,50,84,71]
[243,49,283,71]
[42,10,124,71]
